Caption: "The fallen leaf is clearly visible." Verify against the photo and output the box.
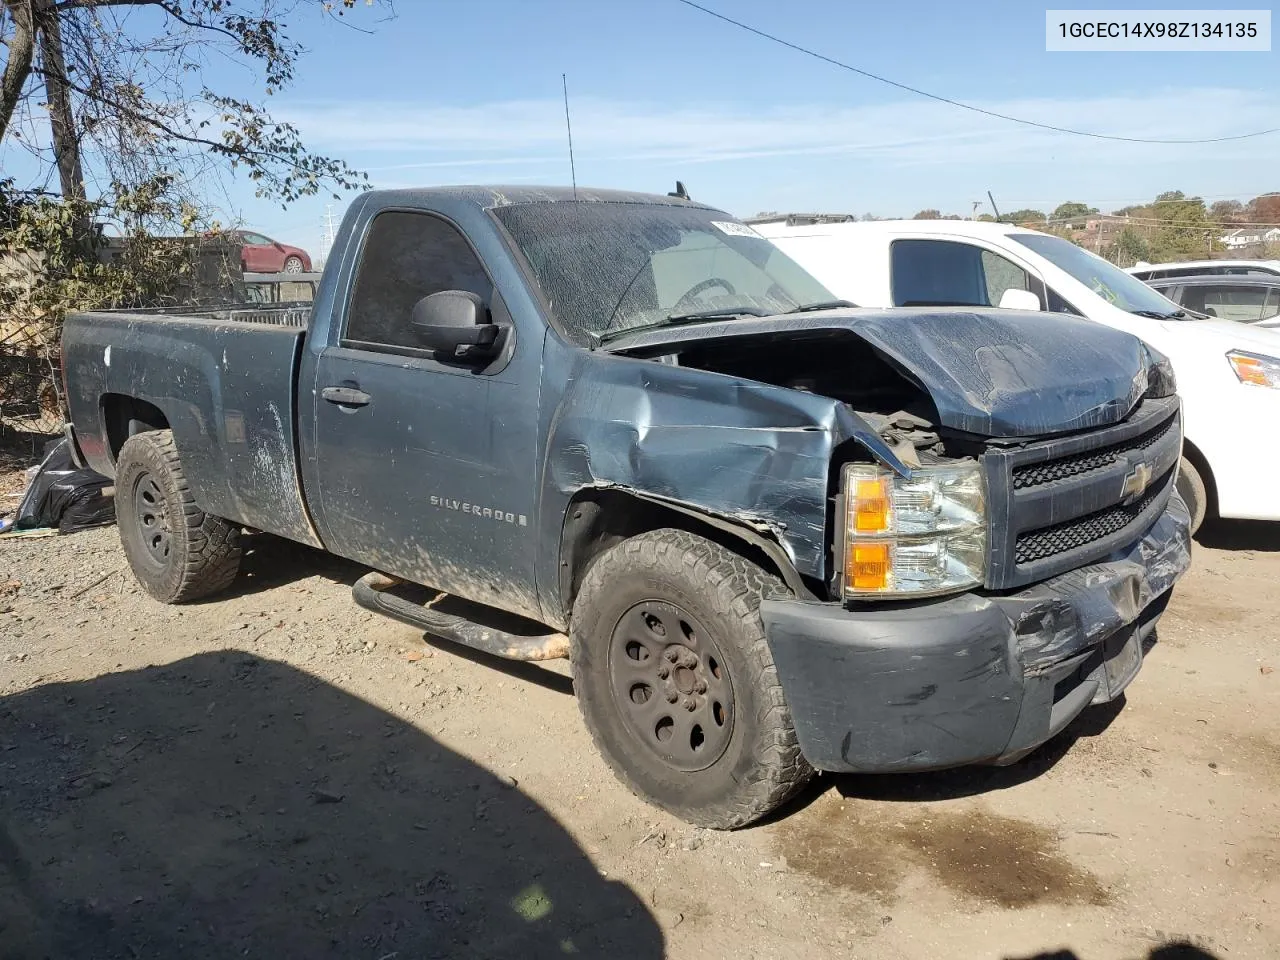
[404,649,425,662]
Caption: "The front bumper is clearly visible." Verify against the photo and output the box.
[760,494,1192,773]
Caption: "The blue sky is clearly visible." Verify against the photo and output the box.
[7,0,1279,254]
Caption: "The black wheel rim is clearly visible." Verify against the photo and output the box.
[608,600,734,773]
[133,471,173,568]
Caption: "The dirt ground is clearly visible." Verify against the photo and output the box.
[2,459,1278,959]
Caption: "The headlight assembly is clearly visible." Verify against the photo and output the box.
[1143,345,1177,399]
[1227,350,1280,389]
[841,461,987,600]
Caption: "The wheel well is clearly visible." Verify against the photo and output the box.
[101,394,169,463]
[1181,437,1218,513]
[558,489,817,622]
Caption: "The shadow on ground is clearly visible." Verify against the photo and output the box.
[210,532,366,601]
[0,653,663,959]
[1011,944,1219,960]
[1196,518,1280,552]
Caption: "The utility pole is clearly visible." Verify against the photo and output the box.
[320,204,338,264]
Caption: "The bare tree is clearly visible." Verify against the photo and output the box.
[2,0,387,216]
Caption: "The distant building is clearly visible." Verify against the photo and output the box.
[1220,227,1280,250]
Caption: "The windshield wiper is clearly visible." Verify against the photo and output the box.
[787,299,857,313]
[596,307,769,344]
[1131,309,1190,320]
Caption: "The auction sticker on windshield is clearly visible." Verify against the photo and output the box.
[711,221,764,238]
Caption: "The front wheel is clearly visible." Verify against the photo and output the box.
[570,529,813,829]
[1175,455,1208,536]
[283,256,304,274]
[115,430,243,603]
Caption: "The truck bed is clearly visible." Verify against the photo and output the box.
[62,304,322,548]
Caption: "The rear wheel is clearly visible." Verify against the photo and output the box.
[115,430,242,603]
[1176,455,1208,536]
[571,529,813,829]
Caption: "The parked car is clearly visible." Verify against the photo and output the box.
[231,230,312,274]
[62,186,1190,828]
[749,216,1280,534]
[1145,274,1280,328]
[1127,259,1280,281]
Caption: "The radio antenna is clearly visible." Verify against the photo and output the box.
[562,73,578,199]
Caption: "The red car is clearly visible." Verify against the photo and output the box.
[231,230,312,274]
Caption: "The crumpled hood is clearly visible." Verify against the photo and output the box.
[603,307,1152,437]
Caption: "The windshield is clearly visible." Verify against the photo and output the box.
[490,201,835,343]
[1011,232,1183,316]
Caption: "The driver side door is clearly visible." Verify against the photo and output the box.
[309,210,542,620]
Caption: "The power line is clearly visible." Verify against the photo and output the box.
[674,0,1280,146]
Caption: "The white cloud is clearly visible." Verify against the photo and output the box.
[279,87,1279,171]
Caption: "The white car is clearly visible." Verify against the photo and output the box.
[1127,259,1280,281]
[749,216,1280,533]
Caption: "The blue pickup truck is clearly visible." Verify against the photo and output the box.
[61,186,1191,828]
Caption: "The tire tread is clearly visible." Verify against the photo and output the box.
[571,528,813,829]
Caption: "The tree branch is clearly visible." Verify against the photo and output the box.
[1,0,38,139]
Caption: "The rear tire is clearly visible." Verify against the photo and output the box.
[570,529,813,829]
[115,430,242,603]
[1176,455,1208,536]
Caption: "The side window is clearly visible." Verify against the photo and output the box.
[243,232,271,245]
[1201,285,1269,322]
[344,211,494,350]
[1178,285,1209,314]
[1263,289,1280,320]
[890,239,1034,308]
[1046,287,1081,315]
[981,249,1030,306]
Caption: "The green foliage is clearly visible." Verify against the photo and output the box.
[1,175,237,364]
[1000,208,1047,225]
[1051,201,1098,222]
[1209,199,1246,225]
[1149,192,1210,261]
[1103,227,1151,268]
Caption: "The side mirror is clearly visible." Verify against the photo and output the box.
[998,288,1042,312]
[411,290,500,362]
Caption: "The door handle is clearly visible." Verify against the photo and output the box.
[321,386,371,407]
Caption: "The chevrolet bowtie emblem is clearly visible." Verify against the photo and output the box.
[1120,461,1153,503]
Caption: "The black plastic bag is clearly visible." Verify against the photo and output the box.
[2,438,116,535]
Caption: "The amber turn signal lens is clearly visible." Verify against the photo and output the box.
[847,542,890,591]
[1231,355,1267,386]
[852,476,891,533]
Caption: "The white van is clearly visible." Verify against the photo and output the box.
[749,217,1280,533]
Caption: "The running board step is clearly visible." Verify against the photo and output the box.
[352,571,569,661]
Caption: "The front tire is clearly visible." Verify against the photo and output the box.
[283,256,304,274]
[1176,455,1208,536]
[115,430,243,603]
[571,529,813,829]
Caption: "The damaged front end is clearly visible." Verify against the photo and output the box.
[559,306,1191,772]
[760,494,1191,773]
[584,307,1179,601]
